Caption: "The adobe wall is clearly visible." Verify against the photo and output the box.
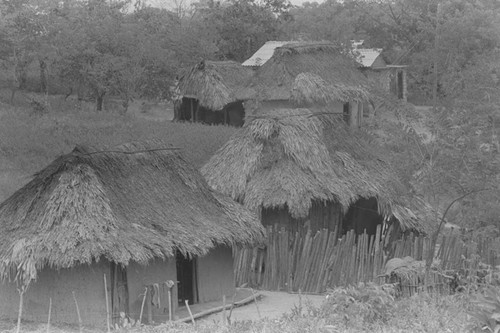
[0,261,109,327]
[366,70,391,92]
[197,246,235,303]
[127,259,177,323]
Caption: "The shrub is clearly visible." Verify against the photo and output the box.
[469,286,500,332]
[320,283,396,329]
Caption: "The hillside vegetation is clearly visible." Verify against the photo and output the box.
[0,91,237,202]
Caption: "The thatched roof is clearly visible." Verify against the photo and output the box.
[0,141,263,284]
[236,42,370,106]
[202,109,430,231]
[178,60,254,110]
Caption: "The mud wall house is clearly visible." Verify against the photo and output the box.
[239,41,372,129]
[0,142,263,327]
[175,60,254,127]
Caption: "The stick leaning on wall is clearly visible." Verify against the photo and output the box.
[104,274,111,332]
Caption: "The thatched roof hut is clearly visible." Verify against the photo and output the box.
[237,42,371,106]
[202,109,430,233]
[179,60,254,111]
[175,60,254,126]
[0,141,263,285]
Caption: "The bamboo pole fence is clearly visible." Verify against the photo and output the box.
[234,226,500,294]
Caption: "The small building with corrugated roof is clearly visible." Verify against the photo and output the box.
[238,41,371,128]
[352,41,408,101]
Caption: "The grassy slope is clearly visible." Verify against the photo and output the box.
[0,91,237,202]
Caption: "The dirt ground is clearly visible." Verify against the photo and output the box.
[201,290,326,323]
[0,291,326,332]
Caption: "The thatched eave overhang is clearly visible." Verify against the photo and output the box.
[0,141,264,285]
[202,109,430,232]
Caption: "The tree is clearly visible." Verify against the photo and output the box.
[349,0,500,101]
[281,0,359,42]
[195,0,281,61]
[1,0,39,100]
[52,0,184,109]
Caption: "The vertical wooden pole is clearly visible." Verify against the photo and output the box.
[72,291,83,333]
[190,99,194,122]
[164,279,175,323]
[47,297,52,333]
[139,287,147,324]
[192,259,199,304]
[349,102,359,128]
[104,274,111,333]
[168,289,172,322]
[194,100,200,122]
[16,288,24,333]
[147,286,153,324]
[358,103,363,127]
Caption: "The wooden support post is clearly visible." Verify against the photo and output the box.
[147,286,153,324]
[358,103,363,127]
[194,100,200,123]
[47,297,52,333]
[190,99,194,123]
[72,291,83,333]
[192,260,199,304]
[16,287,25,333]
[139,287,147,324]
[104,274,111,333]
[168,290,172,322]
[165,280,175,323]
[349,102,359,128]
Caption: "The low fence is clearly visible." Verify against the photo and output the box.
[234,226,386,292]
[234,226,500,294]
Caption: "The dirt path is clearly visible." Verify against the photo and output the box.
[201,291,325,323]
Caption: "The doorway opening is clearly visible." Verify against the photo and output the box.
[397,71,404,99]
[176,251,198,306]
[110,262,129,324]
[342,197,383,236]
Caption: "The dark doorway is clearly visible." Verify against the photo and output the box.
[343,103,350,124]
[397,71,404,99]
[176,251,198,306]
[110,263,129,324]
[342,197,384,236]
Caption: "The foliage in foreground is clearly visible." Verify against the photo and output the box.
[470,286,500,333]
[129,285,472,333]
[0,283,482,332]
